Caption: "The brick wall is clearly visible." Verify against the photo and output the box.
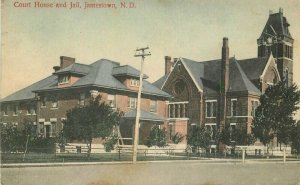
[1,100,37,130]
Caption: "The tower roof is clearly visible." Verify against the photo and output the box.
[258,8,293,41]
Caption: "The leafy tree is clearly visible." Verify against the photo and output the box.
[187,126,211,152]
[0,124,22,152]
[252,80,300,149]
[220,125,254,146]
[62,96,123,157]
[291,121,300,155]
[171,132,184,144]
[145,125,167,147]
[103,134,119,152]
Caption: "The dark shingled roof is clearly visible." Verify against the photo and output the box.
[112,65,149,79]
[37,59,170,97]
[54,63,91,75]
[237,57,269,80]
[228,59,261,95]
[123,109,164,122]
[153,57,263,96]
[258,12,293,40]
[152,75,168,89]
[2,59,170,102]
[1,75,57,102]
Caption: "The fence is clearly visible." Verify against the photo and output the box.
[1,145,300,164]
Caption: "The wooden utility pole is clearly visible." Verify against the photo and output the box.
[132,46,151,163]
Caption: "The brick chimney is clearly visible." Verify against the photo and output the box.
[53,66,60,72]
[60,56,75,69]
[221,37,229,93]
[165,56,173,75]
[218,37,230,151]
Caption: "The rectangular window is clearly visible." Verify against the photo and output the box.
[231,99,237,116]
[27,104,36,115]
[150,100,157,113]
[206,100,217,118]
[168,102,188,118]
[3,105,9,116]
[230,123,237,142]
[30,105,36,115]
[39,122,44,136]
[205,123,217,140]
[251,100,259,117]
[130,79,140,87]
[51,97,58,108]
[108,94,116,108]
[51,122,56,137]
[26,104,31,114]
[128,97,137,109]
[78,93,85,106]
[41,96,46,107]
[13,105,19,115]
[58,75,70,84]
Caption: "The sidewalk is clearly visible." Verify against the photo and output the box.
[2,157,300,168]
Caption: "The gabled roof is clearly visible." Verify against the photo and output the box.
[54,63,91,75]
[153,57,263,96]
[112,65,149,79]
[1,75,57,102]
[123,109,164,122]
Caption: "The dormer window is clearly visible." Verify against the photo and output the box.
[58,75,70,84]
[130,79,140,87]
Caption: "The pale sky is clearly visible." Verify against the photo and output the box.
[1,0,300,117]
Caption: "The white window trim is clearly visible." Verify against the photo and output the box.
[205,123,217,126]
[205,100,217,118]
[250,99,259,117]
[128,97,137,109]
[205,99,217,103]
[107,94,117,108]
[150,100,158,113]
[230,99,237,117]
[167,101,189,104]
[130,79,140,87]
[58,75,70,85]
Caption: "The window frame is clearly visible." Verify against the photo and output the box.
[51,97,58,109]
[13,104,19,116]
[205,100,217,118]
[3,105,9,116]
[41,96,46,108]
[251,100,259,117]
[107,94,116,108]
[230,99,237,117]
[130,79,140,87]
[128,97,137,109]
[150,100,157,113]
[78,93,85,106]
[205,123,217,140]
[58,75,70,84]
